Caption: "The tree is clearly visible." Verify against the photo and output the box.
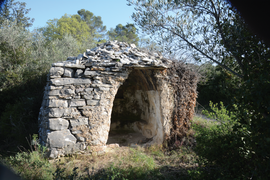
[128,0,249,78]
[0,19,87,151]
[40,14,91,43]
[77,9,106,41]
[138,37,163,52]
[0,0,34,28]
[41,9,107,44]
[107,23,139,46]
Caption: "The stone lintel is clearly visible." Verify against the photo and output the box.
[51,78,91,86]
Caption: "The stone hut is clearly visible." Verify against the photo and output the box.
[38,41,198,158]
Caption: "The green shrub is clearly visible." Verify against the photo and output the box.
[4,135,55,180]
[192,102,252,179]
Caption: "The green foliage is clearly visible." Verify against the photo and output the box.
[0,0,34,28]
[202,101,236,123]
[77,9,107,40]
[192,102,253,179]
[40,9,106,44]
[40,14,91,43]
[197,63,241,108]
[107,23,139,46]
[0,19,87,151]
[4,135,54,180]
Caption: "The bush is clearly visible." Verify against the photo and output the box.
[3,135,55,180]
[192,102,252,179]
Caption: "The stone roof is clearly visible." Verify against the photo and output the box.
[51,40,172,71]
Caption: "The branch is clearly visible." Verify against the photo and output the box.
[159,23,243,78]
[150,5,244,78]
[209,0,245,74]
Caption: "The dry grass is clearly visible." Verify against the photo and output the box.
[47,144,198,179]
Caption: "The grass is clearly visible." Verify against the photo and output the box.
[0,115,215,180]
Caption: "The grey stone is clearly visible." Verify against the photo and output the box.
[65,64,85,69]
[142,58,153,62]
[48,90,60,96]
[130,44,136,48]
[84,70,99,77]
[70,99,86,107]
[62,108,81,118]
[130,60,139,65]
[48,108,65,117]
[47,129,76,148]
[83,52,88,58]
[91,84,113,88]
[77,137,85,142]
[49,148,59,159]
[85,88,93,92]
[71,130,83,134]
[111,67,122,72]
[75,88,84,93]
[63,68,74,78]
[61,88,75,96]
[70,117,88,127]
[114,51,122,56]
[86,100,99,106]
[74,69,84,77]
[93,94,100,99]
[49,67,64,78]
[77,106,95,110]
[122,47,131,54]
[120,59,130,64]
[48,118,69,131]
[83,94,93,99]
[48,99,68,108]
[48,108,79,118]
[51,78,91,86]
[86,49,96,56]
[77,54,83,61]
[98,87,110,91]
[98,49,114,55]
[52,62,65,67]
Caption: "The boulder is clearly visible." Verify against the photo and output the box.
[47,129,76,148]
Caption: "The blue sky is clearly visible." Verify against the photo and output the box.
[23,0,136,31]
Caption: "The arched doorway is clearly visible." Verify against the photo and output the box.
[107,69,164,146]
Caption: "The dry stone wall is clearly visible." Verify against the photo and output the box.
[38,41,177,158]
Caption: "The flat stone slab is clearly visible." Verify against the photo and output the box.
[48,118,69,131]
[48,99,68,108]
[65,64,85,69]
[47,129,76,148]
[51,78,91,86]
[86,100,99,106]
[84,70,100,77]
[70,99,86,107]
[48,108,80,118]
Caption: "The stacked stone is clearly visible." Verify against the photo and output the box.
[38,41,171,158]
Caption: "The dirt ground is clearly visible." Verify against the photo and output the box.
[106,130,152,146]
